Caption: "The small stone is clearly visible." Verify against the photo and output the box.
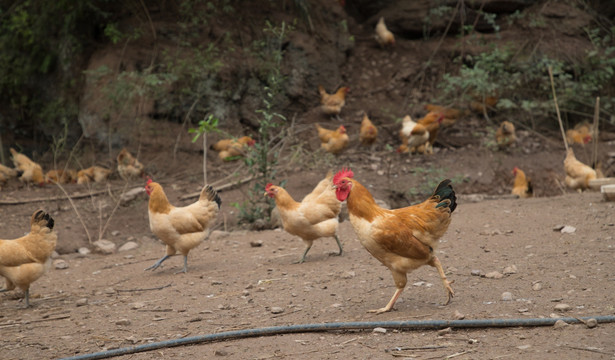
[501,292,513,301]
[104,287,116,295]
[503,265,518,275]
[270,307,284,314]
[76,298,88,307]
[93,239,116,254]
[554,303,572,312]
[485,271,504,279]
[372,327,387,334]
[78,247,91,256]
[214,349,228,356]
[116,319,131,326]
[454,310,465,320]
[585,318,598,328]
[53,259,69,270]
[340,271,355,279]
[532,282,543,291]
[470,269,482,276]
[111,230,121,236]
[560,226,576,234]
[553,320,569,329]
[552,225,565,231]
[250,240,263,247]
[437,327,452,336]
[119,187,145,205]
[118,241,138,252]
[517,345,531,350]
[130,302,146,310]
[211,280,223,285]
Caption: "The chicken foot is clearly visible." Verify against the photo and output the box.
[368,287,403,314]
[144,254,171,271]
[175,256,189,274]
[293,235,343,264]
[428,256,455,305]
[0,287,31,308]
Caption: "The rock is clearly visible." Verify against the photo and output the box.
[270,307,284,314]
[111,230,120,236]
[250,240,263,247]
[120,187,145,205]
[130,302,146,310]
[485,271,504,279]
[78,247,91,256]
[585,318,598,328]
[437,327,452,336]
[553,225,565,231]
[93,239,116,254]
[454,310,465,320]
[554,303,572,312]
[116,319,131,326]
[372,327,387,334]
[532,282,543,291]
[53,259,69,270]
[76,298,88,307]
[340,271,355,279]
[517,344,531,350]
[470,269,482,276]
[501,292,513,301]
[503,265,518,274]
[118,241,138,252]
[214,349,228,356]
[560,225,576,234]
[553,319,569,329]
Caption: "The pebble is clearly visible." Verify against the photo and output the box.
[554,303,572,312]
[76,298,88,307]
[340,271,356,279]
[437,327,452,336]
[250,240,263,247]
[130,302,146,310]
[118,241,138,252]
[585,318,598,328]
[270,307,284,314]
[501,292,513,301]
[470,269,482,276]
[560,225,576,234]
[93,239,116,254]
[372,327,387,334]
[485,271,504,279]
[53,259,69,270]
[454,310,465,320]
[78,247,91,256]
[116,319,131,326]
[111,230,121,236]
[517,345,531,350]
[214,350,228,356]
[532,282,543,291]
[553,319,569,329]
[503,265,518,275]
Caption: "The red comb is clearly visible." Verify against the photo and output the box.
[146,177,153,185]
[333,168,354,185]
[265,183,274,191]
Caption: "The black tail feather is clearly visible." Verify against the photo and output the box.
[433,179,457,213]
[204,185,222,209]
[32,209,55,229]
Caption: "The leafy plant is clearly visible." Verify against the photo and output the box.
[189,114,221,185]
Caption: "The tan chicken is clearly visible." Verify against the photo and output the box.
[397,115,429,154]
[145,180,221,273]
[0,210,57,268]
[318,85,350,119]
[45,169,77,184]
[564,148,596,191]
[211,136,256,161]
[0,163,19,186]
[511,167,533,198]
[359,113,378,146]
[566,122,592,146]
[10,148,44,186]
[77,166,112,185]
[315,124,349,154]
[374,17,395,47]
[264,172,342,263]
[117,148,145,180]
[333,169,456,313]
[496,121,517,149]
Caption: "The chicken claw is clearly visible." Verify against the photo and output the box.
[429,256,455,305]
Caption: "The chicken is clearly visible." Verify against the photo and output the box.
[419,112,445,154]
[211,136,256,161]
[359,113,378,146]
[10,148,44,186]
[397,115,429,154]
[374,17,395,47]
[317,85,350,119]
[117,148,145,180]
[424,104,467,127]
[511,167,533,198]
[564,148,596,191]
[315,124,349,154]
[0,258,51,308]
[45,169,77,184]
[144,179,221,273]
[333,169,456,314]
[495,121,517,149]
[77,166,112,185]
[565,122,592,146]
[264,172,342,263]
[0,163,19,186]
[0,210,57,268]
[470,95,499,114]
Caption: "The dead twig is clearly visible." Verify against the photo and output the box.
[116,283,172,293]
[548,65,568,151]
[0,315,71,329]
[564,345,613,355]
[592,96,600,168]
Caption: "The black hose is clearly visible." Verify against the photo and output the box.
[60,315,615,360]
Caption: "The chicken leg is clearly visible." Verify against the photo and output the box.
[144,254,171,271]
[428,256,455,305]
[293,235,343,264]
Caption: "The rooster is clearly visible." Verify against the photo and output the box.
[564,148,596,191]
[495,121,517,149]
[145,179,221,273]
[318,85,350,120]
[117,148,145,180]
[511,167,533,198]
[10,148,44,186]
[0,210,57,268]
[315,124,349,154]
[333,169,456,313]
[359,113,378,146]
[265,172,342,263]
[374,17,395,47]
